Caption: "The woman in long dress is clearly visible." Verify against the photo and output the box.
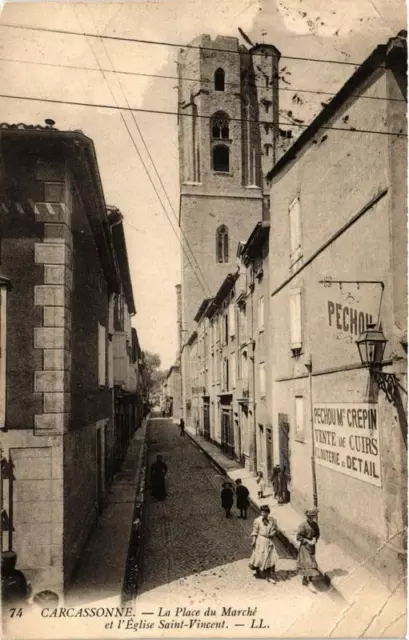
[249,505,279,583]
[150,454,168,500]
[297,507,320,593]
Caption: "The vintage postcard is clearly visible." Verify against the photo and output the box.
[0,0,407,638]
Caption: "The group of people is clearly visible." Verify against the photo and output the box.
[220,479,250,519]
[150,449,320,593]
[254,467,290,504]
[220,478,320,591]
[249,505,320,591]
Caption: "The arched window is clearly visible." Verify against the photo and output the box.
[216,225,229,263]
[213,145,229,173]
[214,68,225,91]
[211,111,229,139]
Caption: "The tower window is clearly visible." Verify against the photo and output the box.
[216,225,229,263]
[213,145,229,173]
[211,112,229,139]
[214,68,225,91]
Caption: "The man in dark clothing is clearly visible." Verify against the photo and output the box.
[179,419,185,437]
[221,482,234,517]
[235,478,250,519]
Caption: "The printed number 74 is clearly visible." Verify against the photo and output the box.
[9,608,23,618]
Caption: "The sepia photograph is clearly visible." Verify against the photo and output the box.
[0,0,407,637]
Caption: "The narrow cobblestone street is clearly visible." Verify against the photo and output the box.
[135,418,345,636]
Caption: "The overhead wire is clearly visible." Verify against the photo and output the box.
[0,22,386,68]
[80,2,212,297]
[0,92,405,137]
[69,4,210,297]
[0,55,404,103]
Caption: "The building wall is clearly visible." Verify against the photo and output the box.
[167,366,182,420]
[63,184,112,584]
[0,143,120,595]
[0,149,72,594]
[70,186,111,427]
[252,247,272,480]
[180,192,262,338]
[269,67,407,586]
[5,434,64,594]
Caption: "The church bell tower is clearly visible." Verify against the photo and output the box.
[178,34,280,337]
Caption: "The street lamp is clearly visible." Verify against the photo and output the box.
[356,324,398,404]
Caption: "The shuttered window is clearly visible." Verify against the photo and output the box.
[259,362,266,396]
[98,323,106,386]
[295,396,305,441]
[289,288,302,350]
[231,353,237,389]
[289,196,302,269]
[258,296,264,331]
[228,303,235,337]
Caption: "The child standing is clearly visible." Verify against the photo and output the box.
[235,479,250,519]
[256,471,266,498]
[179,418,185,437]
[221,482,234,517]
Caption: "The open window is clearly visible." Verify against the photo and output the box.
[214,68,225,91]
[213,145,229,173]
[211,112,229,139]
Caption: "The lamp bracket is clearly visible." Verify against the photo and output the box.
[370,370,398,404]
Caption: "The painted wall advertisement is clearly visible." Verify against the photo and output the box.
[313,403,381,487]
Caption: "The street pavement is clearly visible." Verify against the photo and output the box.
[135,418,347,637]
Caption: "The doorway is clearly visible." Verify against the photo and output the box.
[266,426,273,482]
[221,408,234,457]
[278,413,291,475]
[203,400,210,440]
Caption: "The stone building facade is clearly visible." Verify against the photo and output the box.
[267,34,407,586]
[178,34,281,425]
[0,124,144,596]
[188,220,271,475]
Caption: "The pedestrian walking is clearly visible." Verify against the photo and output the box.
[235,478,250,519]
[220,482,234,517]
[150,454,168,500]
[256,471,266,498]
[277,465,291,504]
[271,465,281,500]
[297,507,320,593]
[179,418,185,437]
[249,505,279,583]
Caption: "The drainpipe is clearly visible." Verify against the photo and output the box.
[250,282,257,474]
[305,356,318,508]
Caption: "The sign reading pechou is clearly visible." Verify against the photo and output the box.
[313,403,381,487]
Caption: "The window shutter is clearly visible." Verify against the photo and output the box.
[289,196,301,260]
[228,304,235,336]
[231,354,236,389]
[259,362,266,396]
[258,296,264,330]
[289,289,302,349]
[98,323,106,386]
[295,396,305,440]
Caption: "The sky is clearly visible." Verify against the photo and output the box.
[0,0,405,368]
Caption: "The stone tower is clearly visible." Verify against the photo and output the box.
[177,34,280,336]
